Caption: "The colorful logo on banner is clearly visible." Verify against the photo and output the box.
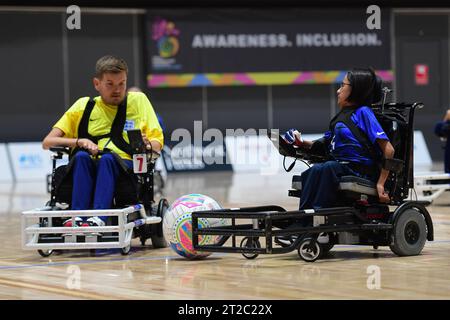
[152,17,181,71]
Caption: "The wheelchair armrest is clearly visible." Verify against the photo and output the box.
[382,158,404,173]
[309,138,329,158]
[49,146,70,155]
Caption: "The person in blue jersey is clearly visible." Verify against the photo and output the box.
[283,68,395,211]
[434,109,450,173]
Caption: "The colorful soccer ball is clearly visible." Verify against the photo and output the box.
[163,194,225,259]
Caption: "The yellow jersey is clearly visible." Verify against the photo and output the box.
[53,91,163,160]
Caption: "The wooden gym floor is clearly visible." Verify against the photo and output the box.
[0,171,449,299]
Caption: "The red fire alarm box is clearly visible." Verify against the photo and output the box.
[415,64,429,85]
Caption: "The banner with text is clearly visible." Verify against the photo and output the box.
[146,8,392,87]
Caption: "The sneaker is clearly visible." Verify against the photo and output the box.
[63,217,82,227]
[82,217,106,227]
[81,217,106,237]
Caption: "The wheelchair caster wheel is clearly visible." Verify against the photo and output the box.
[38,249,53,257]
[240,237,261,260]
[140,237,146,246]
[297,238,321,262]
[121,244,131,255]
[150,199,169,249]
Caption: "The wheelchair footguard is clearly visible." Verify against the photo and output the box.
[22,201,168,257]
[192,201,433,262]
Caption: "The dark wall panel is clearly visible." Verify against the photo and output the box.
[395,14,449,161]
[0,12,64,141]
[207,86,267,132]
[67,13,138,105]
[272,84,332,134]
[146,87,203,137]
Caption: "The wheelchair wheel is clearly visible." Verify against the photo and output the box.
[240,237,261,260]
[390,209,427,256]
[38,249,53,257]
[320,243,334,255]
[121,244,131,255]
[297,238,322,262]
[151,198,169,248]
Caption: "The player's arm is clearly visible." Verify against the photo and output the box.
[376,139,395,203]
[42,128,77,149]
[42,128,98,154]
[138,93,164,153]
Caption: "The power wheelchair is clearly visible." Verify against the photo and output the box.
[191,101,434,262]
[22,130,169,257]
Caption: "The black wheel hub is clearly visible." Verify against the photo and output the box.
[404,221,420,245]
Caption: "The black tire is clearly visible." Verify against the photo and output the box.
[390,209,427,256]
[320,243,334,254]
[297,238,322,262]
[38,249,53,257]
[240,237,261,259]
[121,244,131,255]
[151,198,169,248]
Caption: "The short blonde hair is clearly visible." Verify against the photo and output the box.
[95,55,128,78]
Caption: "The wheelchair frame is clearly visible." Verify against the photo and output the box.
[22,141,169,257]
[192,102,435,262]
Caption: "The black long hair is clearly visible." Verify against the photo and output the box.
[346,67,382,106]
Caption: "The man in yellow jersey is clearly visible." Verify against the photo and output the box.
[42,55,163,227]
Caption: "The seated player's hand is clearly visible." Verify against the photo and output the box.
[150,150,161,161]
[141,133,152,151]
[377,183,390,203]
[283,129,303,146]
[77,138,98,156]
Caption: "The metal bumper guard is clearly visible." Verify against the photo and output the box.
[192,205,393,255]
[22,204,161,251]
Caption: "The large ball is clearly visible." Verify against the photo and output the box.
[163,194,225,259]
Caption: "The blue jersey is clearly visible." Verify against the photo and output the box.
[323,106,389,166]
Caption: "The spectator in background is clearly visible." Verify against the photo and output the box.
[434,109,450,173]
